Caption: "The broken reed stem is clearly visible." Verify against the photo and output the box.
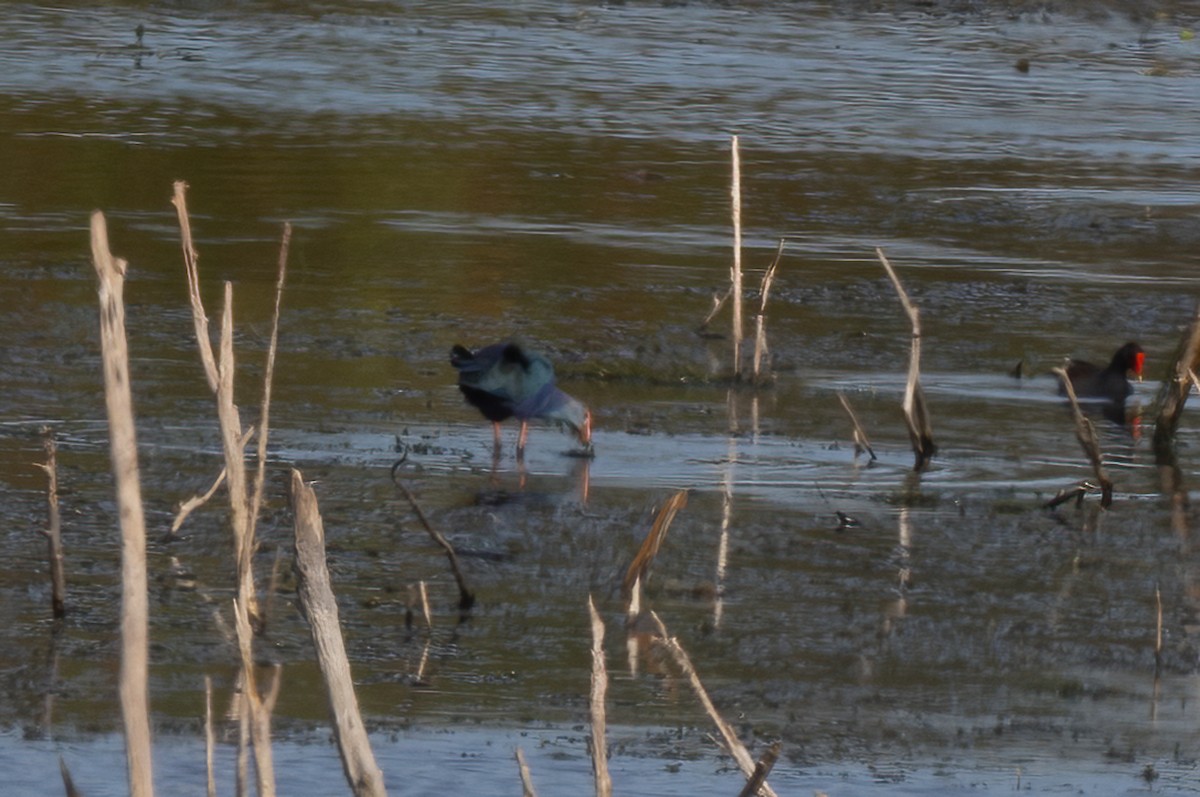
[698,286,732,333]
[836,391,877,461]
[290,469,387,797]
[736,742,782,797]
[751,239,784,384]
[90,210,155,797]
[390,464,475,611]
[1154,299,1200,463]
[1052,366,1113,507]
[587,596,612,797]
[730,134,744,378]
[515,748,538,797]
[205,676,216,797]
[37,427,67,618]
[622,489,689,601]
[647,611,778,797]
[876,248,936,471]
[418,581,433,630]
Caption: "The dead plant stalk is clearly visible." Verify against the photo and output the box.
[876,247,936,470]
[90,210,154,797]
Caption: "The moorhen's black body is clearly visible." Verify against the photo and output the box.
[450,342,592,457]
[1059,341,1145,401]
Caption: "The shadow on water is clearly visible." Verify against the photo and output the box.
[3,0,1200,794]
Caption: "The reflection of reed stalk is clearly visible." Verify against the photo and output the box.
[730,134,744,378]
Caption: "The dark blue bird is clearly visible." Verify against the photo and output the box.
[450,342,592,457]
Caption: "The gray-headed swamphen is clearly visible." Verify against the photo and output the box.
[450,342,592,457]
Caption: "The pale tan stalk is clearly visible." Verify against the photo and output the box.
[1052,366,1113,507]
[290,469,387,797]
[877,248,935,470]
[587,596,611,797]
[90,210,154,797]
[648,612,777,797]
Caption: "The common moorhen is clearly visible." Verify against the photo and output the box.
[450,342,592,457]
[1059,341,1145,401]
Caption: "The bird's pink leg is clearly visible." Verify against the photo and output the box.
[517,420,529,460]
[492,422,503,457]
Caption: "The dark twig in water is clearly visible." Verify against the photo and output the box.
[59,756,81,797]
[1052,367,1113,508]
[36,427,67,619]
[1042,482,1097,510]
[1153,300,1200,463]
[390,456,476,611]
[876,248,936,471]
[836,391,877,461]
[736,741,782,797]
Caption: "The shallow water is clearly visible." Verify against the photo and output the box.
[3,1,1200,793]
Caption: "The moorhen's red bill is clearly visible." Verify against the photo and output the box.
[450,341,592,456]
[1059,341,1145,401]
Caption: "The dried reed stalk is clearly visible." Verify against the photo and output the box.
[515,748,538,797]
[36,427,67,618]
[647,612,778,797]
[876,248,936,470]
[1154,300,1200,462]
[90,210,154,797]
[622,490,688,602]
[587,596,612,797]
[752,240,784,384]
[247,223,291,549]
[390,463,475,610]
[234,598,278,796]
[172,182,260,629]
[836,392,877,461]
[1052,366,1113,507]
[290,469,387,797]
[730,135,744,378]
[736,742,781,797]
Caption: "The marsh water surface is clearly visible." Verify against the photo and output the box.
[3,1,1200,794]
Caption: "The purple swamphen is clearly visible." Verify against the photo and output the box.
[450,342,592,457]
